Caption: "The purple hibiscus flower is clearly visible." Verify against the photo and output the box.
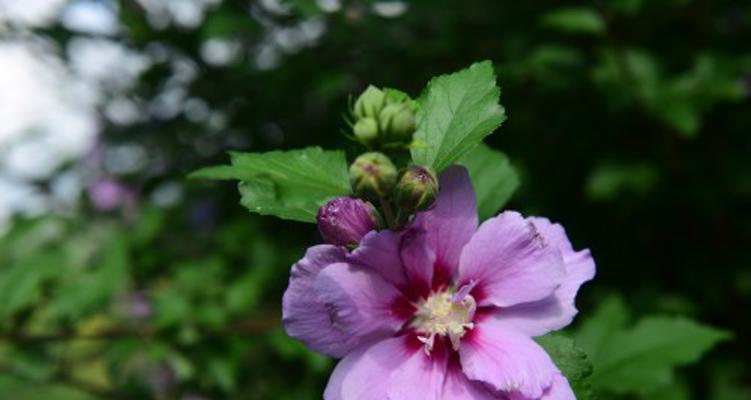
[283,166,595,399]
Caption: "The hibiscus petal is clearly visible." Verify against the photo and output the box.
[459,320,557,399]
[315,262,406,344]
[324,336,415,400]
[388,339,449,400]
[457,211,566,308]
[282,245,354,357]
[399,226,437,298]
[541,373,576,400]
[349,229,409,289]
[413,165,478,285]
[442,359,504,400]
[325,335,455,400]
[489,218,595,336]
[507,373,575,400]
[528,217,576,253]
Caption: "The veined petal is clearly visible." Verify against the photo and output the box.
[459,319,557,399]
[315,262,407,343]
[413,165,478,286]
[388,338,449,400]
[325,335,444,400]
[399,226,437,298]
[541,373,576,400]
[349,229,409,289]
[282,245,354,357]
[508,373,575,400]
[324,337,412,400]
[442,356,504,400]
[491,218,595,336]
[458,211,566,308]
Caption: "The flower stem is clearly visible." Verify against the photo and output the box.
[378,195,398,230]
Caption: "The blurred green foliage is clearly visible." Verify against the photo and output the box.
[0,208,329,398]
[574,297,730,398]
[1,0,750,398]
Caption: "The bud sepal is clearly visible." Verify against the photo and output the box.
[394,165,439,219]
[353,86,386,119]
[349,152,398,201]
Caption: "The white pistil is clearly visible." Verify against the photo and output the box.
[411,287,477,354]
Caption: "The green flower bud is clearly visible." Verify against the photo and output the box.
[353,85,385,119]
[379,103,415,141]
[353,117,379,142]
[394,165,439,214]
[349,152,397,200]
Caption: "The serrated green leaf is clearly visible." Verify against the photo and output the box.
[411,61,506,172]
[576,295,630,358]
[589,316,731,394]
[229,147,351,194]
[541,7,605,35]
[536,334,595,400]
[237,178,320,222]
[577,296,731,395]
[459,143,519,220]
[192,147,351,223]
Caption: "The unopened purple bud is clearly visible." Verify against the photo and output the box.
[317,197,379,246]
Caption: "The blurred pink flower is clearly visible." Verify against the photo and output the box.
[87,178,133,211]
